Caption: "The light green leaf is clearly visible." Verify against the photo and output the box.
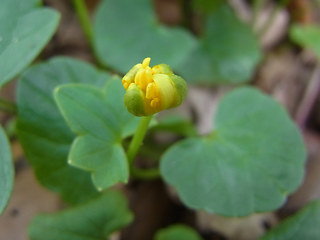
[16,57,112,204]
[93,0,196,73]
[0,0,60,88]
[161,87,306,216]
[54,79,139,191]
[290,24,320,60]
[0,126,14,214]
[28,190,133,240]
[176,5,262,84]
[154,224,203,240]
[260,200,320,240]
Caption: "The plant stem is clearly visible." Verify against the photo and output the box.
[131,167,160,180]
[72,0,106,69]
[72,0,94,47]
[0,98,16,114]
[258,0,290,37]
[127,116,160,179]
[127,116,153,166]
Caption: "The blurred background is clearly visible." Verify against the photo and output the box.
[0,0,320,239]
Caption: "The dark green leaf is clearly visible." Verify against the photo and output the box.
[0,0,60,88]
[260,200,320,240]
[176,5,262,84]
[161,87,306,216]
[0,126,14,214]
[16,57,112,204]
[290,24,320,60]
[54,80,139,190]
[28,190,133,240]
[155,224,203,240]
[93,0,196,73]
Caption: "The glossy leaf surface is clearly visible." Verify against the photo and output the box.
[155,224,203,240]
[260,200,320,240]
[28,190,133,240]
[93,0,196,73]
[0,126,14,214]
[0,0,60,88]
[161,87,306,216]
[16,57,110,204]
[176,5,261,84]
[54,80,139,190]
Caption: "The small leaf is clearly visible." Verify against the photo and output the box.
[0,126,14,214]
[260,200,320,240]
[54,79,139,190]
[161,87,306,216]
[290,24,320,60]
[176,5,262,84]
[0,0,60,88]
[93,0,196,73]
[17,57,111,204]
[28,190,133,240]
[154,224,203,240]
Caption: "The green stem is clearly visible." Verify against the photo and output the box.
[127,116,153,166]
[127,116,160,179]
[131,167,160,180]
[72,0,94,47]
[258,0,290,37]
[0,98,16,114]
[72,0,106,69]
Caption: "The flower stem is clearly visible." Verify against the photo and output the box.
[127,116,160,179]
[0,98,16,114]
[127,116,153,165]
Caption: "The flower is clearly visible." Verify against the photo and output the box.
[122,57,187,116]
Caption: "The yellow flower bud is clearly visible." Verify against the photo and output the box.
[122,58,187,116]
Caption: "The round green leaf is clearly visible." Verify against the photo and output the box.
[260,200,320,240]
[93,0,196,73]
[155,224,203,240]
[161,87,306,216]
[176,5,262,84]
[290,24,320,60]
[16,57,111,204]
[0,0,60,88]
[28,190,133,240]
[54,80,139,191]
[0,126,14,214]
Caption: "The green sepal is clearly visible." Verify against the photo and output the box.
[124,83,147,116]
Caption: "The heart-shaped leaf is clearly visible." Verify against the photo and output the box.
[28,190,133,240]
[260,200,320,240]
[176,5,262,84]
[161,87,306,216]
[16,57,112,204]
[154,224,203,240]
[93,0,196,73]
[0,0,60,88]
[290,24,320,60]
[54,79,140,191]
[0,126,14,214]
